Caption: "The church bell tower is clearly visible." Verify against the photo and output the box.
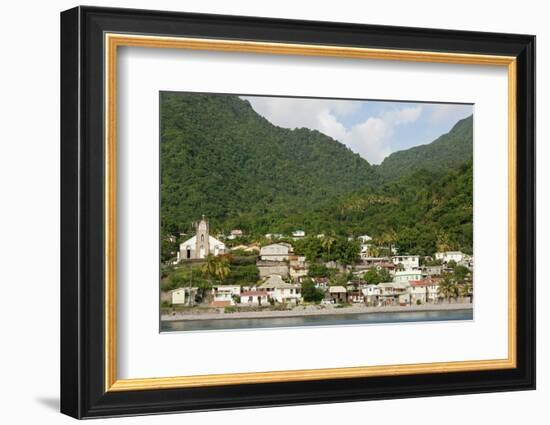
[195,215,210,259]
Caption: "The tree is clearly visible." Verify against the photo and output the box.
[301,278,325,303]
[378,268,391,283]
[459,282,473,302]
[321,234,336,260]
[363,269,381,285]
[214,255,231,282]
[452,265,470,283]
[363,268,391,285]
[438,275,458,303]
[308,263,329,278]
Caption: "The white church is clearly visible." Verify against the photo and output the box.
[178,216,226,261]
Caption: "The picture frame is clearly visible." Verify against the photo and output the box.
[60,5,535,419]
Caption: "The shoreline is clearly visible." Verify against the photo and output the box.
[161,303,473,322]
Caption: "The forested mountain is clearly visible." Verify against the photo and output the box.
[161,93,378,235]
[161,93,473,256]
[315,163,473,255]
[375,115,473,181]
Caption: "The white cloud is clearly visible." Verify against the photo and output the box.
[428,104,473,125]
[242,96,423,164]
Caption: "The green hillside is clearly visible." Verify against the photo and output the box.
[376,115,473,181]
[161,92,379,236]
[315,163,473,255]
[160,93,473,258]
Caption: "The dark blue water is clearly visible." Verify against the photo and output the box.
[160,309,473,332]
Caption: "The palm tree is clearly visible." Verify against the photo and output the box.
[459,282,473,303]
[321,234,336,260]
[200,254,218,301]
[214,255,231,282]
[438,275,458,303]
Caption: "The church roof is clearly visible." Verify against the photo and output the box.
[180,234,225,248]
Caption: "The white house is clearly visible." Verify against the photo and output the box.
[357,235,372,243]
[260,243,292,261]
[393,269,423,284]
[212,285,241,305]
[290,265,309,282]
[435,251,466,263]
[292,230,305,239]
[328,286,347,303]
[240,290,269,306]
[259,274,302,304]
[409,278,441,304]
[362,284,381,306]
[392,255,420,270]
[170,287,197,305]
[227,229,243,240]
[313,277,330,290]
[377,282,410,305]
[179,216,226,260]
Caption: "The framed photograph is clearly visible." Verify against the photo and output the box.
[60,6,536,419]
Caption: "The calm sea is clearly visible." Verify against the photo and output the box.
[160,309,473,332]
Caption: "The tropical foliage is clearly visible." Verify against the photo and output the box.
[160,93,473,259]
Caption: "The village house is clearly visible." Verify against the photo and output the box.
[361,256,391,266]
[259,275,302,304]
[423,264,443,276]
[328,286,347,303]
[392,255,420,270]
[409,278,442,304]
[230,244,260,253]
[291,230,305,239]
[170,287,198,305]
[409,280,428,304]
[260,243,292,261]
[393,269,423,284]
[377,282,410,306]
[288,255,309,282]
[256,260,289,279]
[458,255,474,270]
[357,234,372,243]
[240,290,269,306]
[362,284,381,306]
[178,216,226,260]
[435,251,466,264]
[376,262,397,275]
[265,233,284,240]
[347,282,365,303]
[227,229,243,240]
[290,265,309,283]
[211,285,241,306]
[313,277,330,290]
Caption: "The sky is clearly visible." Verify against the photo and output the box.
[241,96,473,164]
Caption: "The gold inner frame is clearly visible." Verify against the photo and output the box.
[104,33,517,392]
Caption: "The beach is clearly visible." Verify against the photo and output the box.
[161,302,473,322]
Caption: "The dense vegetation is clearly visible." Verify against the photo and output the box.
[161,93,473,258]
[161,92,378,237]
[375,115,473,181]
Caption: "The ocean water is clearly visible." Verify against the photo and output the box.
[160,309,473,332]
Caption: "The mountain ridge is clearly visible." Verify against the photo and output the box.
[375,115,473,181]
[160,93,473,257]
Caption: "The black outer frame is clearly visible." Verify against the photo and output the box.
[60,5,536,419]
